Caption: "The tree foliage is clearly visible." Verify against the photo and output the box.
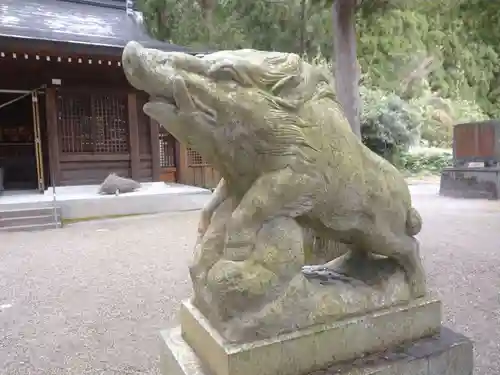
[138,0,496,158]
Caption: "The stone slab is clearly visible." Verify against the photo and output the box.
[160,326,472,375]
[316,326,473,375]
[176,298,442,375]
[440,167,500,199]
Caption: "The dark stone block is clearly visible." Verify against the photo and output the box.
[316,327,473,375]
[439,167,500,200]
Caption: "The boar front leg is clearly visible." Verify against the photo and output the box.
[224,167,315,261]
[198,178,228,239]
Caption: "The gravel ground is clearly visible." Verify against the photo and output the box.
[0,184,499,375]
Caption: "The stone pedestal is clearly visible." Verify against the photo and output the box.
[440,166,500,199]
[159,298,474,375]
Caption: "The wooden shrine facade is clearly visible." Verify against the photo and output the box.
[0,0,219,190]
[158,130,220,188]
[0,48,159,188]
[0,50,220,190]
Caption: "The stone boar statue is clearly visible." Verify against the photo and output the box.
[122,42,425,298]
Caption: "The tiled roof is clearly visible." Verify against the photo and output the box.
[0,0,193,54]
[59,0,127,10]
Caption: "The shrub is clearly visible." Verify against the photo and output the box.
[399,147,452,174]
[360,86,421,161]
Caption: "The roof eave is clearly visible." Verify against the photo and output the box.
[0,34,204,57]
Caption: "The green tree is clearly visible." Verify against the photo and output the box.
[138,0,497,144]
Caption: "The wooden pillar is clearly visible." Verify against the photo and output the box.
[333,0,361,138]
[149,117,161,182]
[45,87,61,186]
[176,141,189,184]
[128,92,140,180]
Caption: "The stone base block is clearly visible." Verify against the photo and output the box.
[440,166,500,199]
[168,298,441,375]
[324,326,473,375]
[160,326,473,375]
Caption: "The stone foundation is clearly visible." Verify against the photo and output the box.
[323,327,473,375]
[440,166,500,199]
[158,298,474,375]
[161,325,472,375]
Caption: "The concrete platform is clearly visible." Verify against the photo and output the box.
[0,182,211,220]
[440,166,500,199]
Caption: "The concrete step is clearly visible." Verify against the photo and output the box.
[0,206,62,232]
[0,222,59,232]
[0,206,60,219]
[0,215,56,228]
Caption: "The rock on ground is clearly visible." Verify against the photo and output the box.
[98,173,141,195]
[0,184,499,375]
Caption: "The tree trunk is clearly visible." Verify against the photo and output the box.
[299,0,307,56]
[332,0,361,138]
[198,0,217,43]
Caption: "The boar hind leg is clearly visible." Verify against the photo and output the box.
[366,229,427,298]
[223,167,315,261]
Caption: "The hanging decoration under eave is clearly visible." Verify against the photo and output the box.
[0,52,122,67]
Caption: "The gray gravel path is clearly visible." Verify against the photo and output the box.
[411,184,500,375]
[1,211,198,375]
[0,184,499,374]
